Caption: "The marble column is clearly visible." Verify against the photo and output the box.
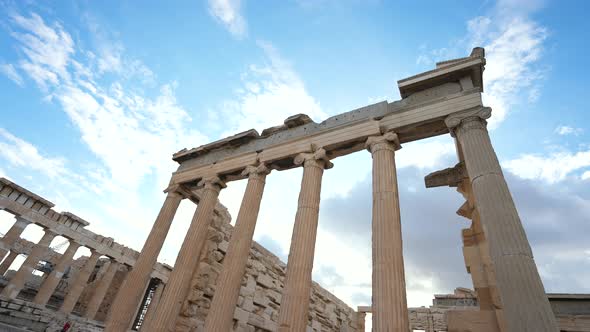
[0,217,31,258]
[33,240,81,305]
[150,177,225,331]
[1,229,56,299]
[446,107,558,331]
[278,148,332,332]
[366,132,409,332]
[0,250,19,276]
[357,311,366,331]
[105,191,182,331]
[205,164,270,331]
[85,260,120,319]
[60,250,101,314]
[140,281,164,331]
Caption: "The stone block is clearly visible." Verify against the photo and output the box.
[218,241,229,253]
[256,274,274,288]
[242,298,254,312]
[447,309,500,332]
[234,307,249,322]
[247,312,266,329]
[253,290,268,307]
[7,303,21,310]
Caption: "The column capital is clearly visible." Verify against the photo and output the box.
[40,229,58,242]
[445,107,492,136]
[66,239,82,249]
[241,163,271,180]
[14,216,32,227]
[365,131,401,153]
[163,185,185,198]
[197,176,227,192]
[294,146,333,169]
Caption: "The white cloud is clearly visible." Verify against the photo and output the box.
[416,2,548,129]
[396,139,456,170]
[0,63,24,86]
[10,13,74,89]
[0,128,67,179]
[581,171,590,181]
[555,125,583,136]
[214,41,326,136]
[503,149,590,183]
[4,12,209,251]
[208,0,247,38]
[471,15,547,128]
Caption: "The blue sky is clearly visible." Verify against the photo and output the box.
[1,0,589,310]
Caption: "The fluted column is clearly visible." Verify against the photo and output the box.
[140,281,164,330]
[1,229,56,299]
[150,176,225,331]
[0,217,31,258]
[85,260,120,319]
[357,311,367,331]
[105,191,182,331]
[205,164,270,331]
[278,147,332,332]
[0,250,19,275]
[366,132,409,332]
[33,240,81,305]
[446,107,558,331]
[60,250,101,314]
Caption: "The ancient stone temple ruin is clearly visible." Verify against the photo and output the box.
[1,48,589,332]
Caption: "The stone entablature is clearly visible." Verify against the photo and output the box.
[169,49,485,187]
[0,177,171,282]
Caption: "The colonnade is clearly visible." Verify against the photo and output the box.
[106,108,557,331]
[106,134,410,331]
[0,177,171,325]
[0,217,125,320]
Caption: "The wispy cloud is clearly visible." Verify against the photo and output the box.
[0,63,24,86]
[555,125,583,136]
[2,12,207,247]
[415,1,548,128]
[208,0,247,38]
[10,13,74,89]
[0,128,67,178]
[211,40,326,136]
[475,14,548,127]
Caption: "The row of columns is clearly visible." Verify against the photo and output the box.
[0,218,124,321]
[106,137,409,331]
[105,106,557,332]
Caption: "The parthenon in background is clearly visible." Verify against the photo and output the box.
[1,48,589,331]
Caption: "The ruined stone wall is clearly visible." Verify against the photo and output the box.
[0,297,103,332]
[174,205,359,332]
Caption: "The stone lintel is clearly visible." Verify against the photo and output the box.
[398,47,485,98]
[424,163,467,188]
[173,129,260,163]
[0,177,55,208]
[170,50,487,185]
[357,306,372,313]
[61,211,91,227]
